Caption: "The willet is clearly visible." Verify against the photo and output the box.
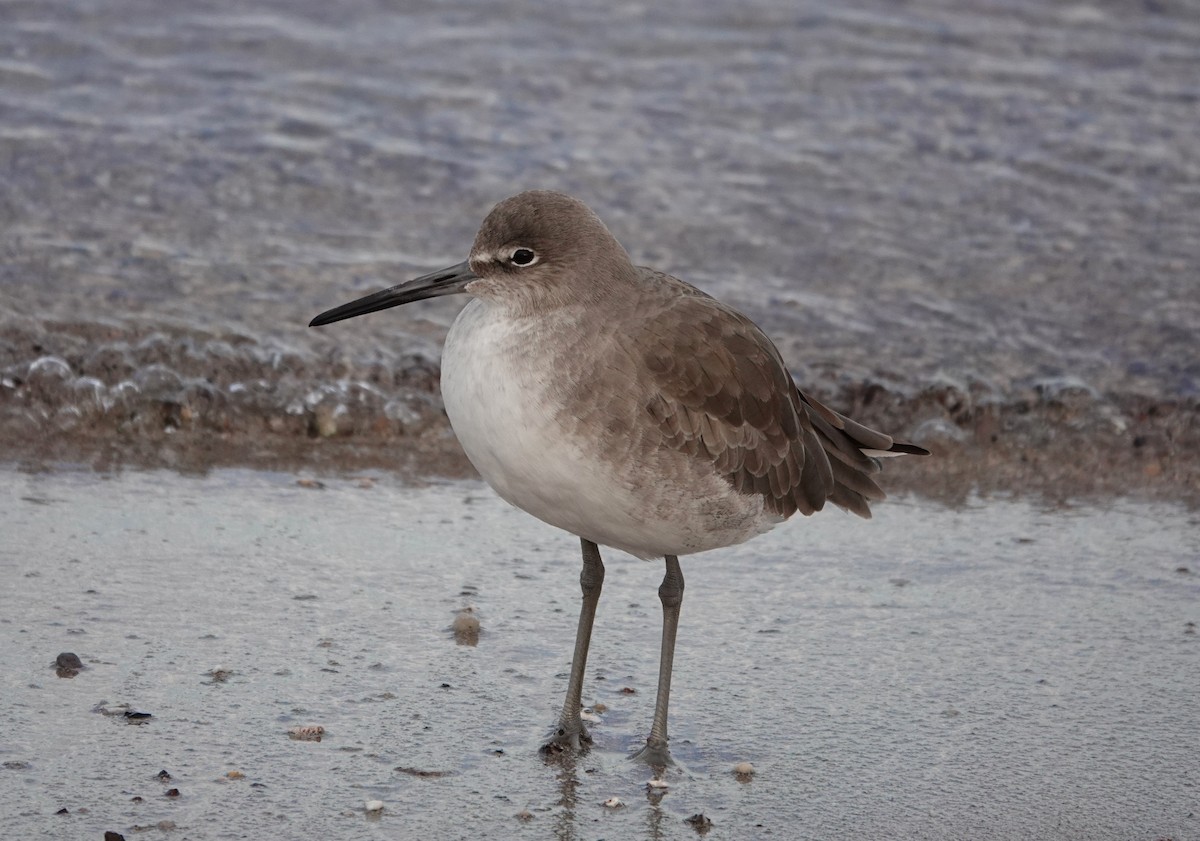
[310,190,927,767]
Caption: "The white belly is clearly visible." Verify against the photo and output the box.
[440,298,778,558]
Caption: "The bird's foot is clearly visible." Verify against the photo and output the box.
[539,721,592,759]
[631,737,674,769]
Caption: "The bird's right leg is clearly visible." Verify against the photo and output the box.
[541,537,605,756]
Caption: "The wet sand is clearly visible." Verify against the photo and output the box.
[2,469,1197,840]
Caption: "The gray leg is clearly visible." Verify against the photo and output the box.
[542,538,605,755]
[634,554,684,767]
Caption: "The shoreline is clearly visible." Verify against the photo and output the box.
[3,382,1196,508]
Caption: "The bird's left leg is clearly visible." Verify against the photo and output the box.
[633,554,684,767]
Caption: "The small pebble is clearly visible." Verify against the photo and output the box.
[602,797,625,809]
[364,800,384,813]
[685,813,713,833]
[55,652,83,670]
[296,478,325,490]
[515,809,534,822]
[646,778,669,790]
[104,833,126,841]
[452,609,481,646]
[164,788,180,798]
[288,725,325,741]
[394,766,450,778]
[226,770,245,780]
[156,770,172,782]
[592,702,608,714]
[733,761,755,781]
[580,709,602,723]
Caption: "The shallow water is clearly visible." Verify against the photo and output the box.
[1,0,1198,454]
[2,469,1197,839]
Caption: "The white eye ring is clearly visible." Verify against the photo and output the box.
[509,247,538,267]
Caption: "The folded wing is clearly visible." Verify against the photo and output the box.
[634,274,927,520]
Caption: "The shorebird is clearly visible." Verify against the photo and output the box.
[310,190,927,767]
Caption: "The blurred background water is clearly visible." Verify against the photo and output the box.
[0,0,1197,473]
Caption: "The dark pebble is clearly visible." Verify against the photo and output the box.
[165,788,180,798]
[685,813,713,834]
[55,808,69,815]
[395,766,450,778]
[156,770,172,782]
[105,833,126,841]
[55,651,83,678]
[55,652,83,669]
[124,711,152,720]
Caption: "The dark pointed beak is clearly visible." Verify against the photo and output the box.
[308,260,477,327]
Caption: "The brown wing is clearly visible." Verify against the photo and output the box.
[633,272,927,520]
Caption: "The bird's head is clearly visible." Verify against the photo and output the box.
[309,191,633,327]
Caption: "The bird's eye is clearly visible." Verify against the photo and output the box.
[511,248,537,266]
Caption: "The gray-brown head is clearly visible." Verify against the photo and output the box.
[308,191,635,326]
[467,191,636,310]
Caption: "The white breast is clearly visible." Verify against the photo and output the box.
[440,298,779,559]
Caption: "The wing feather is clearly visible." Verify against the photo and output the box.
[632,270,927,520]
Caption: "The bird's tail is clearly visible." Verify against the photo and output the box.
[797,390,930,518]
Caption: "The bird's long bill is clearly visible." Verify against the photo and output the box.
[308,260,477,327]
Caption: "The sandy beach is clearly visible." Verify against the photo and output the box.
[2,470,1197,839]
